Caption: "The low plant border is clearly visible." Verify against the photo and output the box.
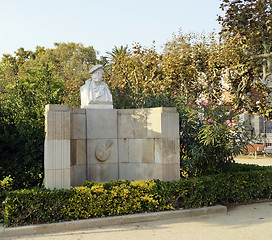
[2,164,272,227]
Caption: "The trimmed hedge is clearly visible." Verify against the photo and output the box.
[0,190,7,223]
[3,167,272,227]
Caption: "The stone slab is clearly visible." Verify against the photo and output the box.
[87,163,118,182]
[70,139,86,166]
[155,139,180,164]
[117,109,135,115]
[44,169,71,190]
[45,104,70,112]
[146,109,162,138]
[86,109,117,139]
[71,165,87,187]
[119,163,150,181]
[118,114,135,139]
[133,109,147,139]
[128,139,155,164]
[44,140,71,170]
[45,111,71,140]
[87,104,113,109]
[118,139,129,163]
[72,113,86,139]
[118,163,136,180]
[161,112,179,138]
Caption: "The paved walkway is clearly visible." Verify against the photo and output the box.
[234,155,272,166]
[4,201,272,240]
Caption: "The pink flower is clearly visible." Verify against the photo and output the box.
[120,90,124,94]
[213,102,216,105]
[74,85,78,88]
[204,118,207,121]
[188,102,192,106]
[160,89,164,92]
[207,119,211,122]
[223,102,227,105]
[226,120,231,124]
[70,88,73,91]
[203,101,208,106]
[229,107,232,110]
[228,123,233,127]
[173,91,177,95]
[238,106,242,110]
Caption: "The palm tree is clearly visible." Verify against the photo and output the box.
[106,45,128,61]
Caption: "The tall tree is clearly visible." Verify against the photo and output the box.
[0,42,98,88]
[162,31,225,101]
[218,0,272,116]
[24,42,97,87]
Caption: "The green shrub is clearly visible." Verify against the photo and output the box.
[179,101,254,176]
[0,176,13,222]
[4,188,74,226]
[3,168,272,227]
[0,66,66,189]
[3,180,171,227]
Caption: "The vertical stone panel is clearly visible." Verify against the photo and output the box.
[133,109,147,139]
[161,112,179,138]
[86,109,117,139]
[117,113,135,139]
[146,108,162,138]
[118,139,129,163]
[72,110,86,140]
[88,163,118,182]
[44,105,72,189]
[155,139,180,164]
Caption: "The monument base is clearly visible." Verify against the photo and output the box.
[44,105,180,189]
[86,104,113,109]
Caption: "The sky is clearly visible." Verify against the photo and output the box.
[0,0,223,59]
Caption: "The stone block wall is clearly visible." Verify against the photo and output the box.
[44,105,180,189]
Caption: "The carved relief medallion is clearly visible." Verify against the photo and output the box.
[95,139,113,162]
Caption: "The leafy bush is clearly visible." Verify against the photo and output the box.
[0,66,66,189]
[111,83,253,176]
[0,176,13,222]
[3,180,171,227]
[3,168,272,227]
[179,100,254,176]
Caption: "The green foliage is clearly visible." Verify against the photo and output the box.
[0,66,66,189]
[218,0,272,118]
[4,188,74,226]
[0,176,13,222]
[1,43,97,87]
[3,180,170,227]
[111,84,181,109]
[3,166,272,227]
[180,100,253,176]
[107,34,226,102]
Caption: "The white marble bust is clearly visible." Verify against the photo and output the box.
[80,65,113,109]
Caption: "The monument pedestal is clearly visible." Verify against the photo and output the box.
[44,105,180,189]
[87,104,113,109]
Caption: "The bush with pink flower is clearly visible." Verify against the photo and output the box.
[179,100,253,176]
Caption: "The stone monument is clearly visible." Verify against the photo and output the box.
[80,65,113,109]
[44,65,180,189]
